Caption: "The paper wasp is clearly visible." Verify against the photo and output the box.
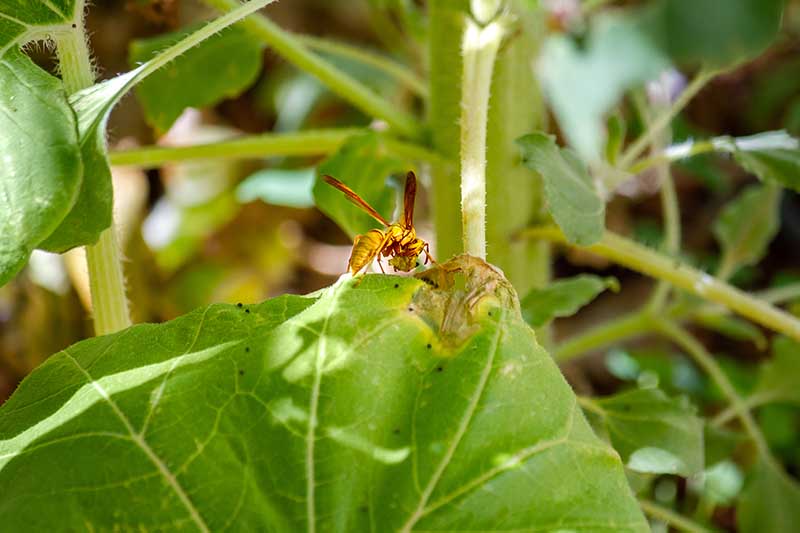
[323,171,435,274]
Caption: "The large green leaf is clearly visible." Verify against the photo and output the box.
[587,387,704,476]
[517,132,605,245]
[738,457,800,533]
[713,184,781,276]
[0,258,648,531]
[313,132,405,238]
[130,25,264,133]
[537,12,668,163]
[0,48,82,285]
[520,274,618,327]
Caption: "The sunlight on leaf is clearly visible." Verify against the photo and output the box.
[0,262,648,531]
[0,49,82,285]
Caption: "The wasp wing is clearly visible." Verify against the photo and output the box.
[402,171,417,230]
[322,175,390,227]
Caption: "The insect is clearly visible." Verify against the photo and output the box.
[323,171,435,275]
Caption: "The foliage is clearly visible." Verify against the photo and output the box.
[1,0,799,530]
[0,261,647,531]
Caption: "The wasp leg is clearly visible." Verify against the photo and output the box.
[376,256,386,273]
[423,243,436,264]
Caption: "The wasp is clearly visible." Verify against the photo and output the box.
[323,171,435,275]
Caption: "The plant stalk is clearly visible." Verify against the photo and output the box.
[523,226,800,342]
[459,16,506,258]
[619,68,715,170]
[55,27,131,336]
[427,1,465,261]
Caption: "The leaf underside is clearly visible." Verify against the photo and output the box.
[0,263,647,531]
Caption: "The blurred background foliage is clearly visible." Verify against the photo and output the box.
[1,1,800,527]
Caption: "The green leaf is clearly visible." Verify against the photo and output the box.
[0,261,648,531]
[537,13,668,162]
[236,167,316,208]
[734,145,800,193]
[713,184,781,275]
[38,67,143,253]
[313,132,404,238]
[701,460,743,506]
[517,132,605,245]
[0,49,82,285]
[520,274,618,327]
[652,0,784,69]
[0,0,79,49]
[754,337,800,405]
[590,388,705,476]
[738,457,800,533]
[130,25,264,133]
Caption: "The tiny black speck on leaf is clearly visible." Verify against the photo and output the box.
[245,347,250,352]
[488,311,493,316]
[71,23,76,28]
[393,428,400,434]
[245,309,250,314]
[237,303,243,308]
[394,283,399,288]
[238,370,244,376]
[436,366,443,372]
[426,343,432,349]
[407,306,414,312]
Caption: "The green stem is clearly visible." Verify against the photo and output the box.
[203,0,421,139]
[555,280,800,362]
[655,319,771,458]
[711,391,782,427]
[634,90,680,312]
[108,129,448,169]
[460,16,507,258]
[522,226,800,342]
[55,27,131,336]
[628,139,716,175]
[485,2,550,297]
[555,309,652,361]
[297,35,427,98]
[638,499,712,533]
[619,69,715,170]
[427,2,465,261]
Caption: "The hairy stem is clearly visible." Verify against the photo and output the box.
[108,129,448,169]
[523,226,800,341]
[55,28,131,336]
[204,0,421,139]
[427,2,465,261]
[460,16,506,258]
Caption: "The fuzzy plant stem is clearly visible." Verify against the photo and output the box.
[459,15,506,258]
[55,28,131,336]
